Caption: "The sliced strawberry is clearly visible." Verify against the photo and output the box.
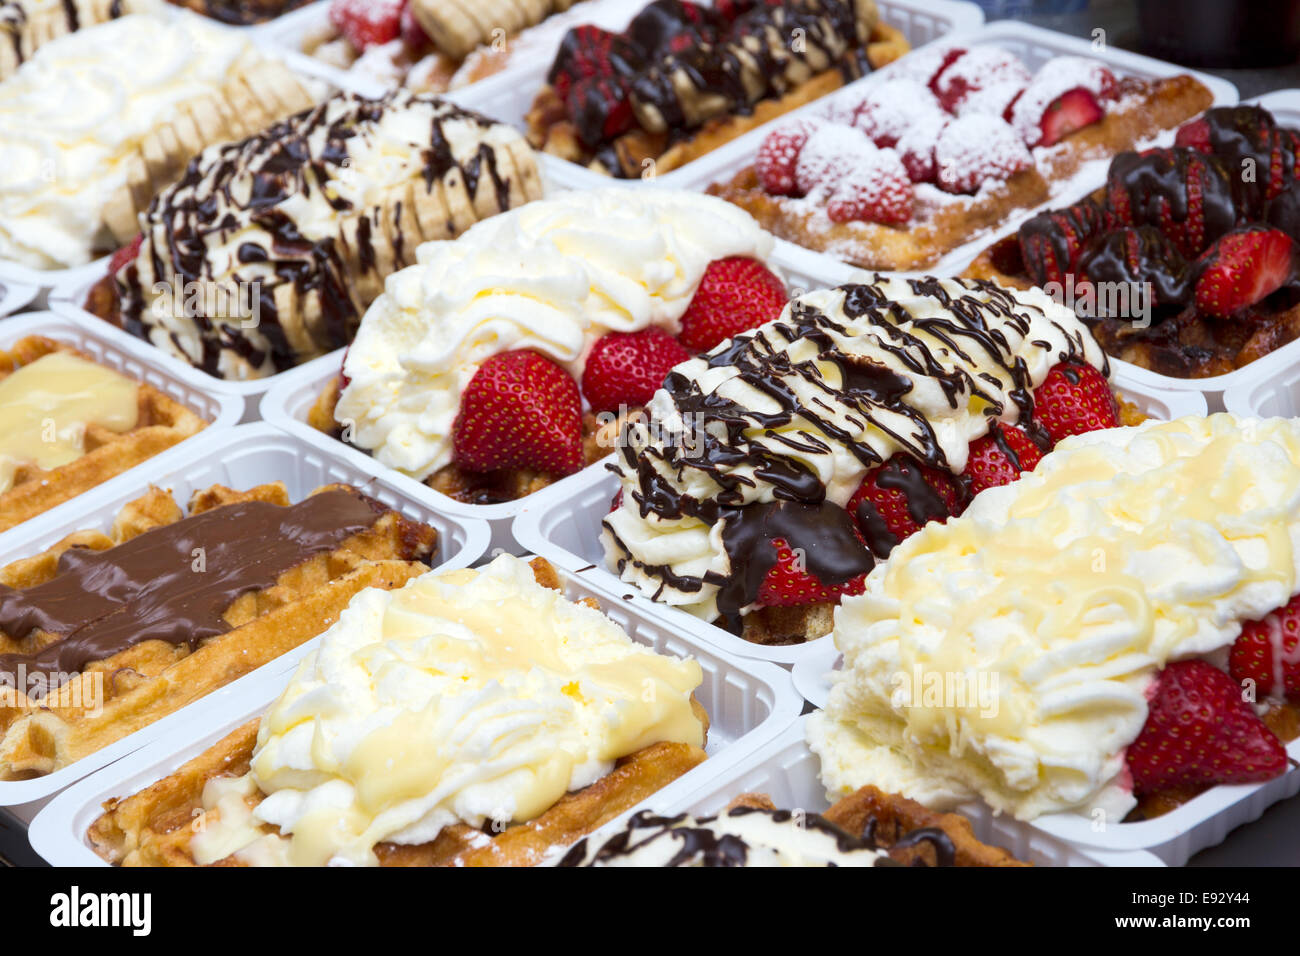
[931,46,1030,114]
[328,0,402,52]
[108,232,143,276]
[1174,116,1212,153]
[964,422,1042,495]
[1106,148,1237,259]
[1036,88,1103,148]
[794,124,872,198]
[564,74,635,146]
[610,488,623,513]
[1230,593,1300,700]
[934,115,1033,195]
[1018,199,1106,286]
[756,536,868,608]
[1128,660,1288,795]
[452,350,583,476]
[399,0,430,53]
[896,113,948,184]
[1075,225,1193,308]
[847,457,966,558]
[1193,225,1295,318]
[851,78,944,149]
[916,45,967,96]
[1031,360,1118,443]
[678,257,787,352]
[756,118,821,196]
[824,147,913,225]
[549,24,639,103]
[581,328,691,414]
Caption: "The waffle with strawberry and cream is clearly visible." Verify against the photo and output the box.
[602,274,1143,646]
[708,44,1213,271]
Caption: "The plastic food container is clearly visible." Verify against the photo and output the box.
[0,421,491,812]
[791,632,1300,867]
[26,559,803,866]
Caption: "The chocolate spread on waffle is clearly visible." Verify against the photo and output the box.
[604,276,1106,632]
[0,489,386,690]
[558,806,956,866]
[116,91,522,378]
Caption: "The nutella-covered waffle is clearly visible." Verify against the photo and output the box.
[89,91,541,380]
[0,13,317,270]
[88,555,708,867]
[603,274,1142,646]
[0,481,438,779]
[527,0,910,178]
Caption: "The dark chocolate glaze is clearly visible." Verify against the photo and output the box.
[0,489,387,693]
[1202,105,1294,221]
[1107,148,1238,255]
[1075,224,1192,307]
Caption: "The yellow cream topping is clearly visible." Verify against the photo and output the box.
[193,554,705,866]
[808,414,1300,821]
[0,351,139,493]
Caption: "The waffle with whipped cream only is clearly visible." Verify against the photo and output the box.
[0,336,206,535]
[311,188,789,504]
[166,0,309,25]
[88,555,709,867]
[603,274,1146,647]
[709,44,1214,271]
[560,788,1025,866]
[304,0,587,94]
[0,13,317,271]
[0,481,438,780]
[809,413,1300,824]
[0,0,144,79]
[83,91,540,381]
[965,105,1300,379]
[527,0,909,179]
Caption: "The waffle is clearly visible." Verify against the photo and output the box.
[709,74,1214,271]
[0,0,133,79]
[0,482,438,779]
[309,373,627,504]
[88,557,709,867]
[527,0,909,179]
[165,0,310,25]
[0,336,206,535]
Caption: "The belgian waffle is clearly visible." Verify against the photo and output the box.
[88,557,709,867]
[0,336,206,535]
[0,482,438,779]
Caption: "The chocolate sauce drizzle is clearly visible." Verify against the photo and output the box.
[604,277,1103,631]
[558,806,957,867]
[0,489,388,693]
[117,90,521,378]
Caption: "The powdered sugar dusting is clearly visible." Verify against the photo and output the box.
[935,114,1032,194]
[933,46,1030,112]
[1010,56,1117,143]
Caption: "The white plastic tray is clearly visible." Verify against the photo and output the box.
[0,421,491,808]
[449,0,986,192]
[792,630,1300,867]
[256,248,843,555]
[0,278,38,317]
[0,311,244,546]
[669,715,1166,866]
[27,558,803,866]
[511,376,1210,666]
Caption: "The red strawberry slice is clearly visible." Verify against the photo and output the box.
[1031,360,1118,443]
[108,232,143,276]
[825,148,913,225]
[452,350,583,476]
[581,328,691,414]
[964,423,1043,495]
[931,47,1031,114]
[1174,116,1212,153]
[564,74,634,146]
[1075,225,1192,308]
[1193,226,1295,318]
[756,118,821,196]
[678,257,787,352]
[1128,660,1288,795]
[935,115,1033,195]
[1037,88,1103,148]
[756,536,868,608]
[920,45,967,96]
[328,0,402,52]
[847,457,967,557]
[549,24,639,103]
[1017,199,1106,286]
[1106,148,1237,259]
[609,489,623,513]
[1230,593,1300,700]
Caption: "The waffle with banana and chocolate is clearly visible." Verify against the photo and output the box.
[527,0,908,179]
[0,0,138,79]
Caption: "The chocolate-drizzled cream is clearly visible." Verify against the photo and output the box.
[557,806,955,866]
[116,90,540,380]
[601,274,1109,629]
[0,489,397,694]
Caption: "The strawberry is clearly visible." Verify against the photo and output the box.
[1106,149,1237,259]
[108,232,143,276]
[851,78,943,149]
[1036,88,1103,148]
[581,328,690,414]
[564,75,635,145]
[1018,199,1106,287]
[399,0,430,52]
[1128,660,1288,795]
[756,119,821,196]
[935,114,1033,195]
[931,47,1030,114]
[678,257,787,352]
[756,536,868,608]
[328,0,402,52]
[548,25,639,103]
[1031,360,1118,442]
[1230,593,1300,699]
[964,422,1042,495]
[452,350,583,476]
[609,489,623,513]
[916,45,967,96]
[847,457,966,557]
[1174,116,1212,153]
[824,147,913,225]
[794,125,872,198]
[1075,225,1192,308]
[1193,226,1295,318]
[895,113,948,184]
